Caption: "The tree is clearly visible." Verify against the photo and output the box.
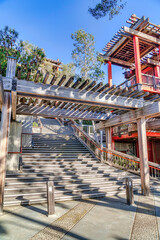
[60,62,76,78]
[0,26,45,80]
[71,29,105,82]
[0,26,22,75]
[18,41,45,80]
[88,0,126,20]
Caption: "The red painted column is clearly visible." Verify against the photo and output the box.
[133,36,142,84]
[108,61,112,87]
[56,59,60,71]
[154,65,160,77]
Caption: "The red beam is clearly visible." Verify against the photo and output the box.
[113,131,160,140]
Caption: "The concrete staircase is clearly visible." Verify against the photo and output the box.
[4,134,141,206]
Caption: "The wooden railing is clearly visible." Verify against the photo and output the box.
[72,122,160,179]
[141,73,160,90]
[117,75,136,89]
[118,74,160,92]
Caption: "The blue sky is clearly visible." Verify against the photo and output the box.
[0,0,160,84]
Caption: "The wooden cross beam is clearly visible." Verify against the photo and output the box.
[96,101,160,129]
[12,79,147,110]
[16,104,108,121]
[102,56,134,68]
[147,58,160,66]
[123,26,160,45]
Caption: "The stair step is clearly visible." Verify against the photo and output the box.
[4,132,141,207]
[4,188,140,207]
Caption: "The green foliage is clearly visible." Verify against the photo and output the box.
[18,41,45,80]
[71,29,105,82]
[0,26,21,75]
[0,26,46,80]
[60,62,76,78]
[83,120,92,125]
[33,121,38,127]
[88,0,126,20]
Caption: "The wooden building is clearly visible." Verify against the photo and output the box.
[100,14,160,165]
[1,14,160,212]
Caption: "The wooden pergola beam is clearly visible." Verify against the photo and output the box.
[96,101,160,129]
[12,79,147,110]
[16,104,108,121]
[128,119,160,132]
[102,56,134,68]
[123,26,160,45]
[147,58,160,66]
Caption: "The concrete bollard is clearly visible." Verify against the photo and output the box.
[125,177,134,205]
[47,181,55,216]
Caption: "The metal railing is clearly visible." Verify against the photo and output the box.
[8,132,33,154]
[72,122,160,179]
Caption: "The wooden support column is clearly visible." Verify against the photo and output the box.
[100,130,103,163]
[92,120,98,143]
[105,127,112,161]
[133,36,142,84]
[0,92,11,214]
[137,117,150,196]
[154,65,160,78]
[108,61,112,87]
[6,57,16,78]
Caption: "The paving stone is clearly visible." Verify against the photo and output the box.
[131,194,159,240]
[31,201,95,240]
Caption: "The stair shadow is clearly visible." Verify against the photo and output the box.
[5,135,142,217]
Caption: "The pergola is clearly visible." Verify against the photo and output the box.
[1,14,160,211]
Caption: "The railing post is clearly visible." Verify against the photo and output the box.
[6,56,17,78]
[47,181,55,216]
[100,130,104,163]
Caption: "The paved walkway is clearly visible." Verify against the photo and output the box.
[0,192,160,240]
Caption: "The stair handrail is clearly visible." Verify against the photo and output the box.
[71,120,160,178]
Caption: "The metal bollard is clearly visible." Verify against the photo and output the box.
[19,156,22,172]
[125,177,134,205]
[47,181,55,216]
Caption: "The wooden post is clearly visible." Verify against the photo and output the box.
[6,57,17,78]
[137,117,150,195]
[105,127,112,161]
[108,61,112,87]
[47,181,55,216]
[133,36,142,84]
[92,120,98,143]
[0,92,11,214]
[100,130,103,163]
